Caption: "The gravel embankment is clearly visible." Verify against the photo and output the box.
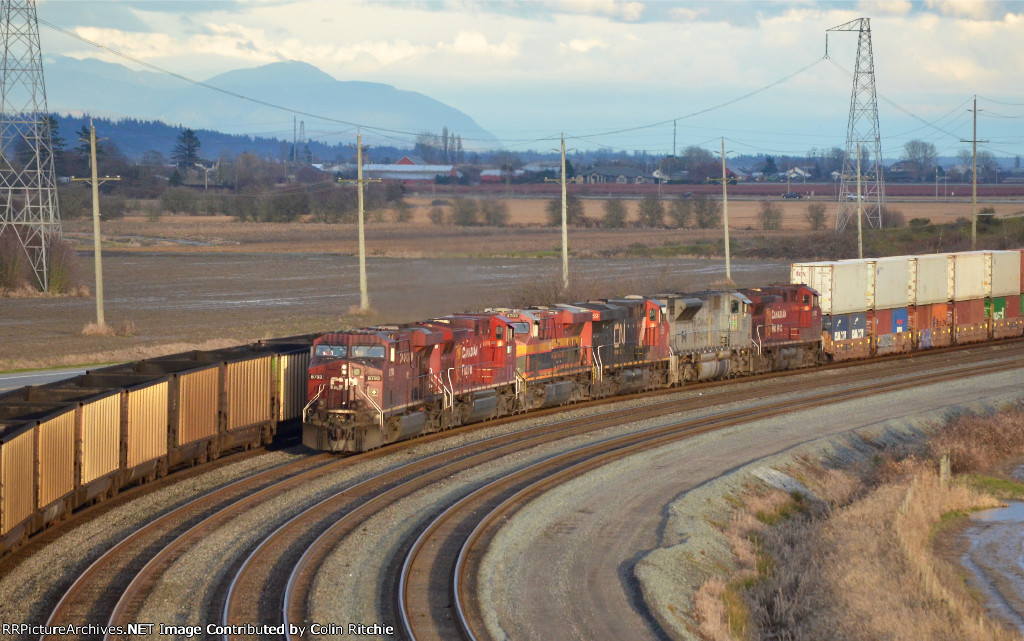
[635,376,1024,641]
[0,450,306,627]
[474,367,1024,641]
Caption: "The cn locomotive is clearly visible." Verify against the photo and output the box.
[303,249,1024,453]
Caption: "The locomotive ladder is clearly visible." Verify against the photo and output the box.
[430,371,453,411]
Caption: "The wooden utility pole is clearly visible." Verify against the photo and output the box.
[559,134,568,291]
[71,119,119,327]
[338,129,380,311]
[961,97,987,250]
[707,138,732,282]
[544,134,570,290]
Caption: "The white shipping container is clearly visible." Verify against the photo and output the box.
[951,252,987,301]
[791,261,869,315]
[988,250,1022,297]
[910,254,949,305]
[872,257,911,310]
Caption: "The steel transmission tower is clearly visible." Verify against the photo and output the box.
[828,18,885,231]
[0,0,60,291]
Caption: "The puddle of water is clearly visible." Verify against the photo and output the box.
[971,501,1024,523]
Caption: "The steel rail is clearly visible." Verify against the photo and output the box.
[397,357,1024,641]
[39,453,333,641]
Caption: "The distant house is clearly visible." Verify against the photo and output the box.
[582,166,653,184]
[361,158,457,182]
[480,168,525,183]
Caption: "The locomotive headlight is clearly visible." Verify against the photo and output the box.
[341,364,347,373]
[370,388,378,396]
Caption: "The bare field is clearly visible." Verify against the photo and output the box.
[0,252,788,371]
[60,197,1023,257]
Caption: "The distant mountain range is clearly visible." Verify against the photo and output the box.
[42,56,498,153]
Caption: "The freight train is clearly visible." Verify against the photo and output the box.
[0,339,312,555]
[2,250,1022,555]
[302,249,1024,453]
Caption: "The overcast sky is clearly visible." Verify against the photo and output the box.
[36,0,1024,159]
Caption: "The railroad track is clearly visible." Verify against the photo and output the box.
[26,342,1023,641]
[396,355,1024,640]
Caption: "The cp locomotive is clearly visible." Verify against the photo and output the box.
[303,249,1024,453]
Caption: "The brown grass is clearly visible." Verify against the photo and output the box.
[81,320,136,337]
[695,407,1024,641]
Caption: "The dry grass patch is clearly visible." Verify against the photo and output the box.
[81,320,136,337]
[695,407,1024,641]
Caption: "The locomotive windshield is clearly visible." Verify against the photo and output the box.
[349,345,386,360]
[314,345,347,358]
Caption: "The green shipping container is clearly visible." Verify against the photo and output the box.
[987,297,1007,320]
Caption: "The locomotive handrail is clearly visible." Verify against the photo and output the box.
[302,384,326,422]
[753,325,764,356]
[358,387,384,429]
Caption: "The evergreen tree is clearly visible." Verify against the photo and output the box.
[172,128,202,167]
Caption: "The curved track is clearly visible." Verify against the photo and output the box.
[399,354,1024,640]
[25,341,1024,641]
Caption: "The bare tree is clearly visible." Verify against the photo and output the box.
[902,140,937,181]
[601,199,627,228]
[637,195,665,227]
[693,195,721,229]
[668,196,693,228]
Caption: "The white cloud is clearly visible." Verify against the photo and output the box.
[442,30,520,59]
[547,0,645,21]
[670,7,708,21]
[924,0,995,19]
[862,0,914,16]
[562,37,608,53]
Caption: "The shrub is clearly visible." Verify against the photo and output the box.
[100,194,127,220]
[805,202,827,231]
[881,206,906,228]
[601,200,627,228]
[637,195,665,227]
[668,197,693,228]
[45,235,81,294]
[428,206,446,225]
[545,194,584,226]
[392,200,412,223]
[758,200,783,230]
[0,229,28,290]
[58,186,91,219]
[908,217,931,229]
[451,198,478,226]
[159,187,200,215]
[694,195,722,229]
[480,200,509,226]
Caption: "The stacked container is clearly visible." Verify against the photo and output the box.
[790,260,870,360]
[909,254,953,348]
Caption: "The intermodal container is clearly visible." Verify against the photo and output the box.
[950,252,987,301]
[892,308,909,333]
[791,261,868,315]
[277,351,310,421]
[125,381,169,469]
[226,356,272,431]
[850,312,867,339]
[988,250,1022,297]
[80,393,121,485]
[910,254,949,305]
[829,314,849,341]
[1,424,35,537]
[872,257,910,310]
[954,299,986,325]
[37,410,76,510]
[1010,295,1022,319]
[873,308,892,336]
[986,298,1007,320]
[176,366,219,446]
